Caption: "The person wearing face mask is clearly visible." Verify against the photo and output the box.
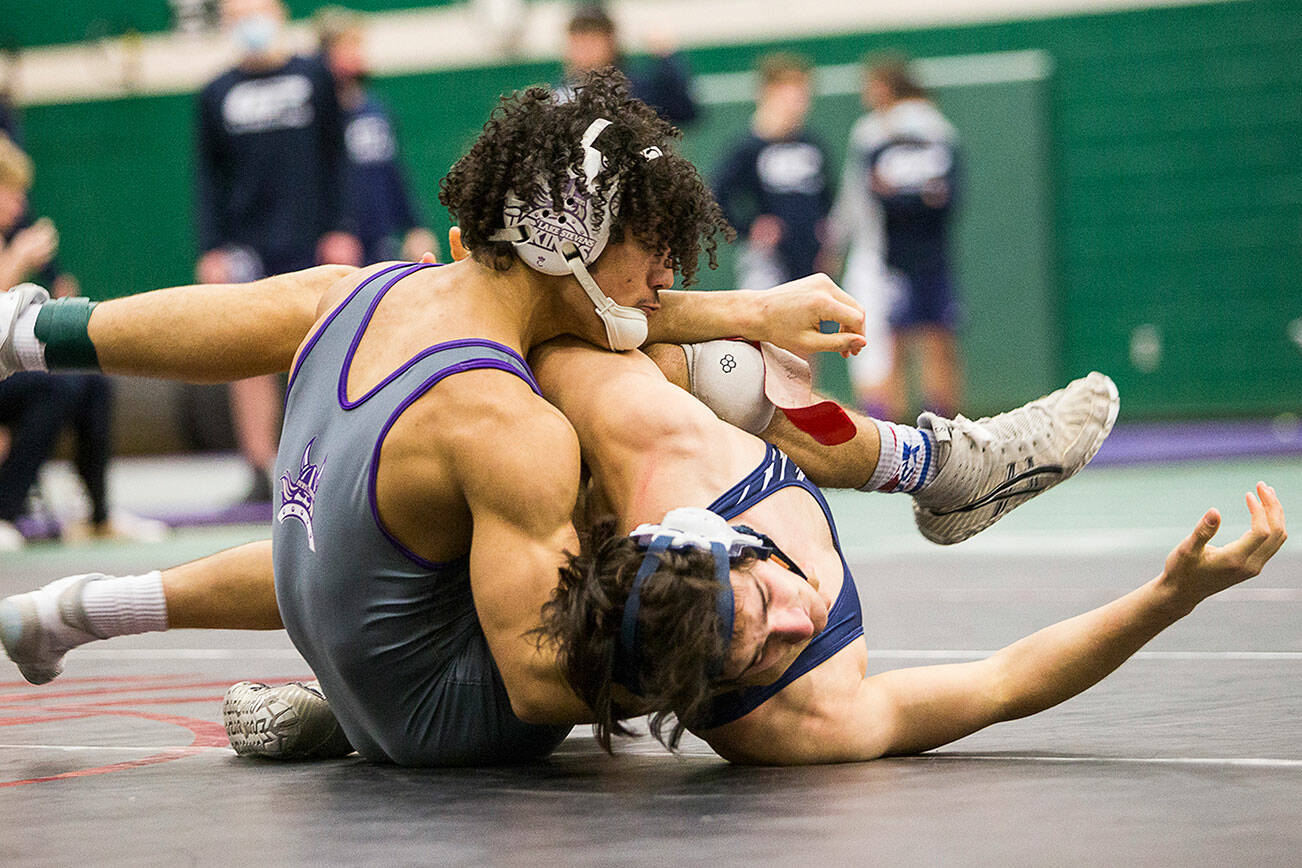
[194,0,362,504]
[313,8,438,266]
[712,53,834,291]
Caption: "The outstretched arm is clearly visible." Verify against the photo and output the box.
[88,265,356,382]
[707,485,1287,764]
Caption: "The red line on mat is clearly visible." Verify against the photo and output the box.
[0,707,230,788]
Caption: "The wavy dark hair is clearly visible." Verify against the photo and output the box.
[535,518,754,752]
[438,68,733,285]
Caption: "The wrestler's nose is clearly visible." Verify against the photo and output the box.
[648,258,674,293]
[770,604,817,644]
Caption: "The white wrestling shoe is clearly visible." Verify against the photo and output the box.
[0,283,50,380]
[0,574,108,684]
[912,372,1119,545]
[223,680,354,760]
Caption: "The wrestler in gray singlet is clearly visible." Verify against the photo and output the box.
[273,262,572,765]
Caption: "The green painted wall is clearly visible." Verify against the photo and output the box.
[15,0,1302,417]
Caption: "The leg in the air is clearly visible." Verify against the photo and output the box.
[645,341,1119,545]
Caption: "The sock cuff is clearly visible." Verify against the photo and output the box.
[80,570,169,637]
[861,419,902,492]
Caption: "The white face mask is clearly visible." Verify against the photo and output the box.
[232,15,279,56]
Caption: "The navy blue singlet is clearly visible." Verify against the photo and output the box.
[701,443,865,728]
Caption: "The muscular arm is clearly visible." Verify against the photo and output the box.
[442,224,867,359]
[87,265,355,382]
[707,487,1287,764]
[457,398,593,725]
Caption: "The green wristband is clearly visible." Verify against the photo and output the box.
[33,297,100,371]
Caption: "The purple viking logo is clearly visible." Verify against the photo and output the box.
[278,437,325,552]
[507,177,598,260]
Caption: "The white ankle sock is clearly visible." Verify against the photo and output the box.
[79,571,169,638]
[862,419,940,494]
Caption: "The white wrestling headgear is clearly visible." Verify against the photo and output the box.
[627,507,767,560]
[488,118,663,352]
[616,507,811,694]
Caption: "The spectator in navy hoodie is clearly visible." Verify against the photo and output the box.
[315,7,437,265]
[713,53,833,290]
[195,0,361,502]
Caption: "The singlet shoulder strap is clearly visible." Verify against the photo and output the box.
[707,445,846,554]
[341,338,540,411]
[699,444,865,730]
[289,262,431,392]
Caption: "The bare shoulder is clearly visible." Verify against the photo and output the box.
[315,261,405,320]
[697,639,871,765]
[532,340,720,448]
[433,375,582,525]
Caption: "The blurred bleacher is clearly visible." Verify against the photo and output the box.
[2,0,1298,453]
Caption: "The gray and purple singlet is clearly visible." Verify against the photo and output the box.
[272,262,572,765]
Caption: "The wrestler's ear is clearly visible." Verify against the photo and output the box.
[449,226,470,261]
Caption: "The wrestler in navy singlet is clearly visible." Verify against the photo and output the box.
[702,444,865,728]
[273,262,572,766]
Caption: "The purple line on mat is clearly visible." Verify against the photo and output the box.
[1093,419,1302,466]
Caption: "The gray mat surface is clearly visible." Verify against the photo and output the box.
[2,457,1300,865]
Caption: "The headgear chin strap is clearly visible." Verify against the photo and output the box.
[488,117,661,352]
[562,242,649,351]
[613,508,779,695]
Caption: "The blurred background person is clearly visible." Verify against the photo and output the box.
[713,52,832,290]
[194,0,361,503]
[832,53,962,420]
[0,137,65,543]
[560,3,698,128]
[314,7,438,265]
[0,135,163,549]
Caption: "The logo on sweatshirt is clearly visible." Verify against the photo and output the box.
[278,438,325,552]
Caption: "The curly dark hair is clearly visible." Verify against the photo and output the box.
[439,68,733,285]
[534,517,753,753]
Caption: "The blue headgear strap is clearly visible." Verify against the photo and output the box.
[613,536,735,695]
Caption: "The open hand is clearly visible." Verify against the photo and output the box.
[1160,482,1287,608]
